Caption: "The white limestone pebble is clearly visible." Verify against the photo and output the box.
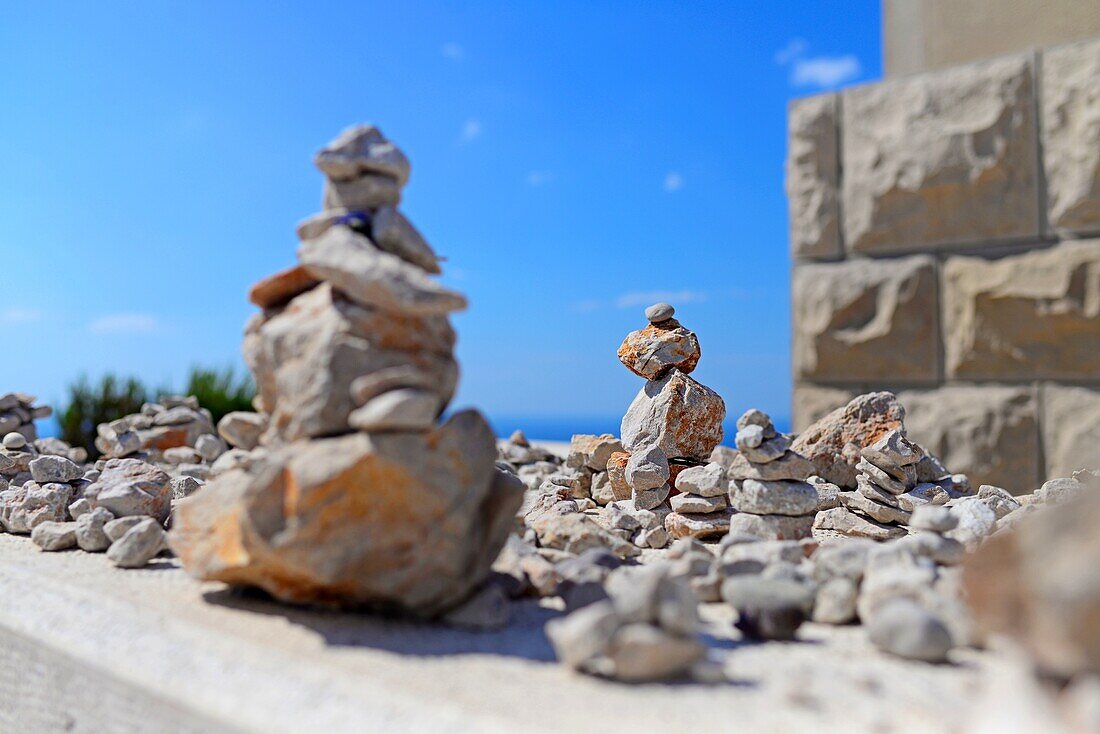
[76,507,115,552]
[2,432,26,450]
[867,598,953,663]
[644,302,675,323]
[30,521,77,551]
[106,518,167,569]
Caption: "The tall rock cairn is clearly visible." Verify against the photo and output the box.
[170,125,522,615]
[615,303,726,545]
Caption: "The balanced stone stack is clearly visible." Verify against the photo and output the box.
[724,409,819,541]
[667,460,730,540]
[169,124,522,616]
[815,428,967,542]
[615,303,726,544]
[0,393,50,444]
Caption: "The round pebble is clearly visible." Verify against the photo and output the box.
[645,302,675,323]
[2,432,26,449]
[909,505,957,533]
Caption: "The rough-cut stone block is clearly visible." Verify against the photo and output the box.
[899,385,1040,494]
[1042,38,1100,235]
[1041,385,1100,479]
[842,53,1039,254]
[792,384,857,433]
[793,257,938,382]
[787,93,841,260]
[942,241,1100,380]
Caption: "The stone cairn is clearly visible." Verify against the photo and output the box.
[169,124,522,615]
[0,393,51,444]
[612,303,725,547]
[722,409,820,541]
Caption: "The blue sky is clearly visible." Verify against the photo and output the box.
[0,1,880,437]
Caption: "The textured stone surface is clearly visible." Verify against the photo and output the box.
[248,265,320,310]
[792,385,857,433]
[1042,37,1100,234]
[170,411,522,615]
[899,385,1040,494]
[725,513,815,541]
[617,319,701,380]
[793,257,938,382]
[942,242,1100,380]
[1040,385,1100,479]
[842,53,1039,253]
[787,93,841,260]
[245,284,458,444]
[791,392,907,488]
[85,459,173,523]
[620,369,725,461]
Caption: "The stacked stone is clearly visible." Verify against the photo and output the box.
[816,429,960,542]
[169,125,522,615]
[0,393,50,444]
[724,409,819,541]
[614,303,725,547]
[540,433,621,504]
[546,563,707,682]
[667,461,729,540]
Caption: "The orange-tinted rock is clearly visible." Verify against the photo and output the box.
[248,265,321,310]
[606,452,632,502]
[621,370,725,461]
[790,392,906,487]
[169,410,522,615]
[964,488,1100,679]
[617,319,701,380]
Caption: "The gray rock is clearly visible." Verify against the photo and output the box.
[216,412,267,451]
[171,476,204,500]
[370,206,442,274]
[855,457,909,494]
[839,490,912,525]
[75,507,115,552]
[104,516,147,543]
[946,498,998,547]
[194,434,228,463]
[670,493,726,514]
[545,600,621,670]
[903,532,966,566]
[866,598,953,663]
[725,450,816,482]
[298,226,466,316]
[812,539,876,582]
[809,475,842,510]
[605,623,705,682]
[624,445,669,492]
[645,302,675,323]
[721,576,814,640]
[321,174,401,211]
[632,484,670,512]
[738,434,791,464]
[909,505,957,533]
[85,458,173,523]
[0,482,73,534]
[348,388,440,432]
[673,462,727,497]
[730,478,819,516]
[106,518,167,569]
[29,455,82,484]
[664,509,732,540]
[862,429,920,471]
[2,432,26,449]
[726,512,815,541]
[314,124,410,186]
[976,484,1021,519]
[735,423,764,450]
[812,577,858,625]
[896,482,951,512]
[812,507,907,542]
[67,497,92,520]
[856,475,902,506]
[30,521,77,551]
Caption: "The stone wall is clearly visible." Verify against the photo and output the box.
[787,38,1100,494]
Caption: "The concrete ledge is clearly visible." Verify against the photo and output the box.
[0,535,1003,733]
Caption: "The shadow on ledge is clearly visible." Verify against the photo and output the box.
[202,586,562,662]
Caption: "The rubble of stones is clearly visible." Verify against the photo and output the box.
[166,125,520,614]
[491,307,1099,688]
[0,393,225,568]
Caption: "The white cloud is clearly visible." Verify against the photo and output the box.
[460,118,482,143]
[0,307,42,325]
[615,290,707,309]
[775,38,861,90]
[791,55,861,88]
[88,313,159,335]
[526,170,553,187]
[663,172,684,193]
[774,38,807,65]
[441,42,465,61]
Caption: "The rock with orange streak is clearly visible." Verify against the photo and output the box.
[169,410,522,615]
[790,391,906,487]
[617,319,701,380]
[248,265,321,310]
[620,369,725,461]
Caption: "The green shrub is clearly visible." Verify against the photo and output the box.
[59,374,150,458]
[183,365,255,426]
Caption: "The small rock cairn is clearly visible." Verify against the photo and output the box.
[0,393,50,444]
[614,303,726,546]
[169,124,522,615]
[723,409,820,541]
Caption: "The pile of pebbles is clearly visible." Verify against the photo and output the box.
[724,409,822,541]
